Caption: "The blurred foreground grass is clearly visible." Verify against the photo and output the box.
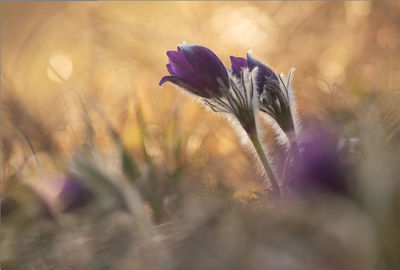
[2,1,400,269]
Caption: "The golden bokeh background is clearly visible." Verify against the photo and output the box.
[3,2,400,269]
[2,1,400,195]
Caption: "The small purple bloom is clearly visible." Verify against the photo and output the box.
[159,44,229,98]
[230,53,295,133]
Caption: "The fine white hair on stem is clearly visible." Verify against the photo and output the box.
[223,113,278,189]
[225,114,252,145]
[259,113,290,148]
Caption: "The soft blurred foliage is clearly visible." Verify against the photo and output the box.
[1,1,400,270]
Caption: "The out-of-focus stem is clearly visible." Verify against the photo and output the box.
[248,133,281,197]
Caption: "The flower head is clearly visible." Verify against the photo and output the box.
[228,53,295,134]
[159,44,229,98]
[205,67,257,135]
[258,69,296,134]
[160,44,258,135]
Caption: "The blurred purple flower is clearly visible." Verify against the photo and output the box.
[58,175,92,212]
[159,44,229,98]
[285,127,347,196]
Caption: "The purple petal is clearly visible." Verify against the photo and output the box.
[247,53,279,95]
[229,56,248,77]
[180,44,229,90]
[159,75,213,98]
[166,50,208,91]
[166,64,175,76]
[159,75,173,86]
[167,50,196,79]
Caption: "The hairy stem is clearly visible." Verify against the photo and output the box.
[248,133,281,197]
[287,130,300,160]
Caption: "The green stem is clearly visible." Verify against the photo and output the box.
[249,133,281,197]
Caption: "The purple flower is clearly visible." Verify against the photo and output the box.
[159,44,229,98]
[284,127,347,196]
[230,53,296,134]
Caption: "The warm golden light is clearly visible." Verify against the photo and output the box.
[2,2,400,269]
[47,54,73,82]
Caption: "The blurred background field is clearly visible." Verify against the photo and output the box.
[2,1,400,269]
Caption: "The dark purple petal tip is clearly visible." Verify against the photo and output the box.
[247,52,279,82]
[159,75,173,86]
[230,56,248,77]
[159,75,213,98]
[246,52,279,95]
